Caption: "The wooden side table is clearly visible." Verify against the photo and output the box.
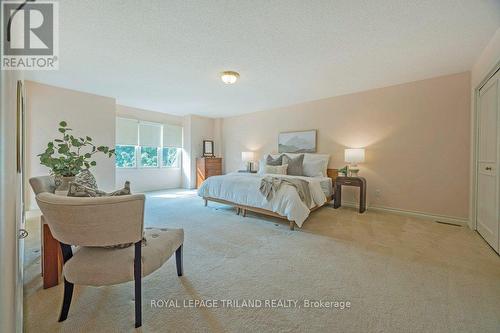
[40,215,62,289]
[334,177,367,213]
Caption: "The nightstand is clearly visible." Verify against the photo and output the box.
[334,176,367,213]
[238,170,257,173]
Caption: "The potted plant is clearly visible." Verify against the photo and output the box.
[38,121,115,190]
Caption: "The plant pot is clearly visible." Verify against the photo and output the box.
[54,176,75,191]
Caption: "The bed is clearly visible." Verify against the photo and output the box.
[197,166,338,230]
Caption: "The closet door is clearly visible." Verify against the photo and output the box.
[477,70,500,253]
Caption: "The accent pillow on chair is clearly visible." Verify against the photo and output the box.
[74,169,98,190]
[68,181,131,197]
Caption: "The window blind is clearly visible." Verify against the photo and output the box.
[139,122,162,147]
[116,118,138,145]
[163,124,183,148]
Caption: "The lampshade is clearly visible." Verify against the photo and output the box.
[241,151,255,162]
[344,148,365,164]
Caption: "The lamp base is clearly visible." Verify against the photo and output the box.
[348,164,360,177]
[349,169,359,177]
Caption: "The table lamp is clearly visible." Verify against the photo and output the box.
[242,151,255,172]
[344,148,365,176]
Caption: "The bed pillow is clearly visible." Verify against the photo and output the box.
[264,164,288,175]
[303,160,326,177]
[282,154,304,176]
[303,154,329,177]
[266,154,284,166]
[257,158,266,174]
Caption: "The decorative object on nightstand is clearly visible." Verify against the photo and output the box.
[203,140,214,157]
[344,148,365,176]
[196,157,222,188]
[338,165,348,177]
[334,176,366,213]
[241,151,255,172]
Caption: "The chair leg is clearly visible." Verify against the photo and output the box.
[289,221,295,231]
[58,278,73,322]
[134,241,142,328]
[58,243,74,322]
[175,245,183,276]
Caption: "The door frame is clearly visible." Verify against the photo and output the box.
[472,59,500,231]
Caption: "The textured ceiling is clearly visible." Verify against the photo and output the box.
[25,0,500,117]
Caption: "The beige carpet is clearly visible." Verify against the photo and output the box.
[24,189,500,332]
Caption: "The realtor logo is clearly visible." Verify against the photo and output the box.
[2,0,59,70]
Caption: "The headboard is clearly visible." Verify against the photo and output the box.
[327,169,338,183]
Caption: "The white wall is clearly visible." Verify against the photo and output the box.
[115,105,183,192]
[181,115,218,188]
[181,115,192,188]
[25,81,116,209]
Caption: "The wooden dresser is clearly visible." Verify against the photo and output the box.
[196,157,222,188]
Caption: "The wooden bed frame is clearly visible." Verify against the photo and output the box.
[203,169,338,230]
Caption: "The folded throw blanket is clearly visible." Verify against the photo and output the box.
[259,176,311,207]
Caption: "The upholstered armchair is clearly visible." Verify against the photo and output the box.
[35,192,184,328]
[29,175,56,195]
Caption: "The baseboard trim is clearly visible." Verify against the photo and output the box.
[340,201,469,226]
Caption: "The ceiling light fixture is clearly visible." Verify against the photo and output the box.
[220,71,240,84]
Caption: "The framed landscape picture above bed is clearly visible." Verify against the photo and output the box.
[278,130,317,153]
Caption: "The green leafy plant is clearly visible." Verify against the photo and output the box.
[38,121,115,177]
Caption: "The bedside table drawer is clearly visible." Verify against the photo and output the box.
[336,178,362,186]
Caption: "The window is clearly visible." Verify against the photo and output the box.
[162,147,180,168]
[115,117,182,169]
[162,124,182,168]
[140,146,159,167]
[115,145,136,168]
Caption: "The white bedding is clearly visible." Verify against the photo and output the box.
[319,177,333,197]
[197,173,327,227]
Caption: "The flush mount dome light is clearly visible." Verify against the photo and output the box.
[220,71,240,84]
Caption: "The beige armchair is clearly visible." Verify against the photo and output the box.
[35,192,184,328]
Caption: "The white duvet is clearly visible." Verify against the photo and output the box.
[197,173,327,227]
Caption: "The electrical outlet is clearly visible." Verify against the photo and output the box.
[375,189,381,197]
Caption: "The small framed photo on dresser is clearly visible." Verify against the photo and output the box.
[203,140,214,157]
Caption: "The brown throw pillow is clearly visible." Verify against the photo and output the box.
[282,154,304,176]
[68,181,131,197]
[75,169,98,190]
[266,154,284,166]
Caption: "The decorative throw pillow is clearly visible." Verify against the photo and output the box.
[67,181,131,197]
[303,160,325,177]
[74,169,98,190]
[266,154,284,166]
[282,154,304,176]
[264,164,288,175]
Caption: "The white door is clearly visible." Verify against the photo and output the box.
[477,69,500,253]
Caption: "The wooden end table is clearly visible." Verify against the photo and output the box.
[333,176,367,213]
[40,215,62,289]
